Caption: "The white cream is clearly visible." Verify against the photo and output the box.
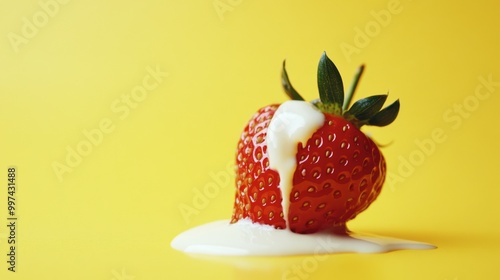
[171,219,435,256]
[266,100,325,225]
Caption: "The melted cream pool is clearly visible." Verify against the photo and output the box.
[171,219,435,256]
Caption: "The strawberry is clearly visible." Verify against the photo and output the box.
[231,52,400,234]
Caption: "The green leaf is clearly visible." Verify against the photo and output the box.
[317,52,344,114]
[281,60,305,101]
[368,99,400,127]
[347,94,387,120]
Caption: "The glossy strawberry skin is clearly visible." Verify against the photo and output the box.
[289,113,385,233]
[231,105,287,229]
[230,105,386,234]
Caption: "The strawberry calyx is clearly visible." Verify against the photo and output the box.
[281,51,400,129]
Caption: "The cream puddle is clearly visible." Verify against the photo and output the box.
[171,219,435,256]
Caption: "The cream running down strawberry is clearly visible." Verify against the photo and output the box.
[172,52,435,256]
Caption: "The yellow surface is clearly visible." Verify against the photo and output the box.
[1,0,499,279]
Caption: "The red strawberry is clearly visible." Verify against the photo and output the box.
[231,52,400,234]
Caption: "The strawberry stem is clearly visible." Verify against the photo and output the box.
[343,64,365,112]
[281,53,400,129]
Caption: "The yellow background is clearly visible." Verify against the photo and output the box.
[1,0,499,279]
